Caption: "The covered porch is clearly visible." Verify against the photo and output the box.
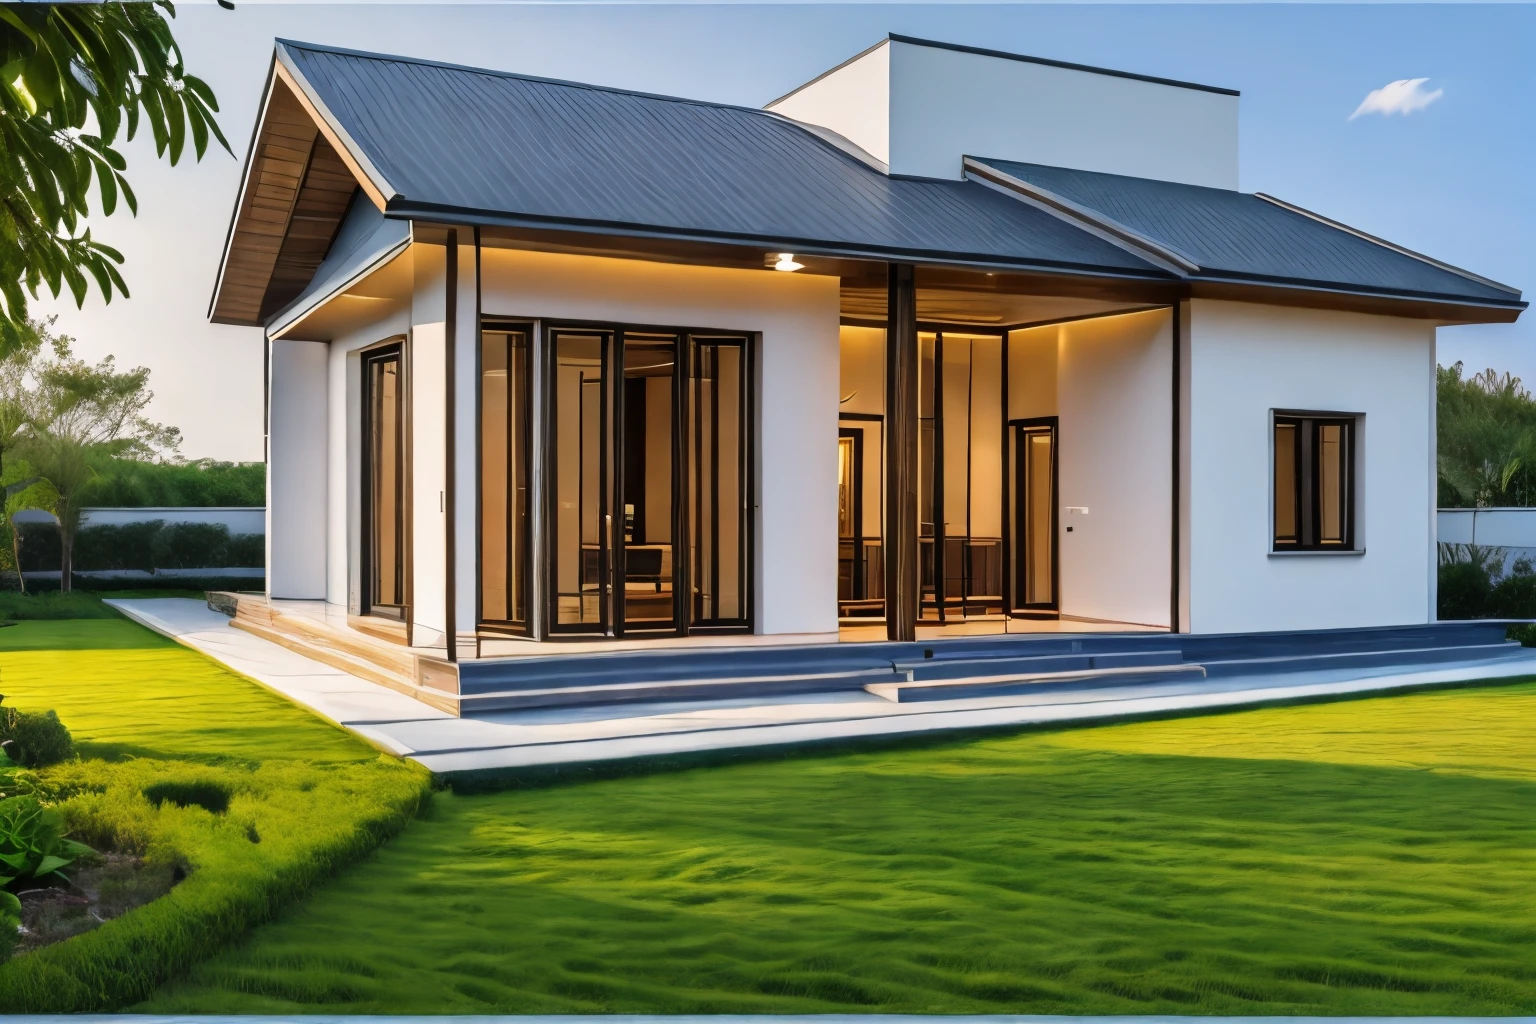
[266,215,1183,661]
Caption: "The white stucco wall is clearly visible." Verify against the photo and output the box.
[768,37,1238,186]
[889,41,1238,185]
[1185,300,1436,633]
[767,41,891,167]
[1010,310,1173,627]
[481,247,842,636]
[83,507,265,533]
[267,338,328,600]
[1057,310,1173,627]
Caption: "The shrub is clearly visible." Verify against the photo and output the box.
[0,704,74,768]
[1437,544,1536,620]
[224,532,264,568]
[71,521,162,573]
[0,795,92,888]
[15,520,263,576]
[151,522,230,570]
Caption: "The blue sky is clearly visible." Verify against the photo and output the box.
[35,3,1534,460]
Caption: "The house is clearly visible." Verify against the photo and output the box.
[210,33,1524,675]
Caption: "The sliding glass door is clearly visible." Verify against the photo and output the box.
[543,325,751,637]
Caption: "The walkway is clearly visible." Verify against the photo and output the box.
[108,598,1536,780]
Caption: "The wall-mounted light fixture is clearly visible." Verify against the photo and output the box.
[771,253,804,272]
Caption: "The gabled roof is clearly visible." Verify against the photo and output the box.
[966,158,1523,308]
[210,39,1524,329]
[274,40,1162,271]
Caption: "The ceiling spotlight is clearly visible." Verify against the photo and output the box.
[772,253,804,272]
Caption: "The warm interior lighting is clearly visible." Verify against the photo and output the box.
[772,253,804,272]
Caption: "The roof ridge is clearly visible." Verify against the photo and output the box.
[274,38,792,121]
[979,157,1243,197]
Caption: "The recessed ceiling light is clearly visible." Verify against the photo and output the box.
[772,253,804,272]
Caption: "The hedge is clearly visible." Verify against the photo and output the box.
[18,522,263,574]
[83,459,265,508]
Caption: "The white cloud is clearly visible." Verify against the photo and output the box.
[1349,78,1443,120]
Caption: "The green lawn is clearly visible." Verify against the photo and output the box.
[142,678,1536,1015]
[0,618,431,1011]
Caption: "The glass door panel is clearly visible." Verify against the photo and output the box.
[620,334,679,632]
[363,346,405,618]
[543,326,751,637]
[689,337,748,628]
[550,331,609,632]
[480,325,531,631]
[1010,419,1058,611]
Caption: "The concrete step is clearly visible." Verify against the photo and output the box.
[218,592,462,714]
[1199,641,1525,678]
[460,667,901,713]
[893,648,1183,682]
[867,663,1209,703]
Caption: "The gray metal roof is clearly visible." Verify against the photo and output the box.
[275,40,1163,278]
[971,158,1523,307]
[267,39,1522,314]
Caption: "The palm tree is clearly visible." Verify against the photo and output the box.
[20,430,90,592]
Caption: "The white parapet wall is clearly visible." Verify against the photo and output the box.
[768,36,1239,186]
[81,507,265,534]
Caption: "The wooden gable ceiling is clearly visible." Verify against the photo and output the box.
[210,76,367,327]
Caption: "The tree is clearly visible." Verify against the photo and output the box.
[1437,362,1536,508]
[3,316,177,591]
[0,2,230,354]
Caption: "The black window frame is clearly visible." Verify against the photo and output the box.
[1272,412,1358,552]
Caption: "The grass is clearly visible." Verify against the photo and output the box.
[0,589,210,624]
[0,619,432,1011]
[143,680,1536,1015]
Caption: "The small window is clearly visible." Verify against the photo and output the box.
[1273,413,1356,551]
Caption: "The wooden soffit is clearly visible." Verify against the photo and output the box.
[209,73,375,327]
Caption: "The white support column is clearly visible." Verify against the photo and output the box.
[267,337,329,600]
[410,242,448,650]
[451,235,481,657]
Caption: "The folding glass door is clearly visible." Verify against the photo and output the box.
[917,329,1005,622]
[545,326,750,637]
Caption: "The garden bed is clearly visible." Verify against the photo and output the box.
[17,852,179,953]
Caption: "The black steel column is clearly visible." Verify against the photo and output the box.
[444,231,458,662]
[885,263,919,642]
